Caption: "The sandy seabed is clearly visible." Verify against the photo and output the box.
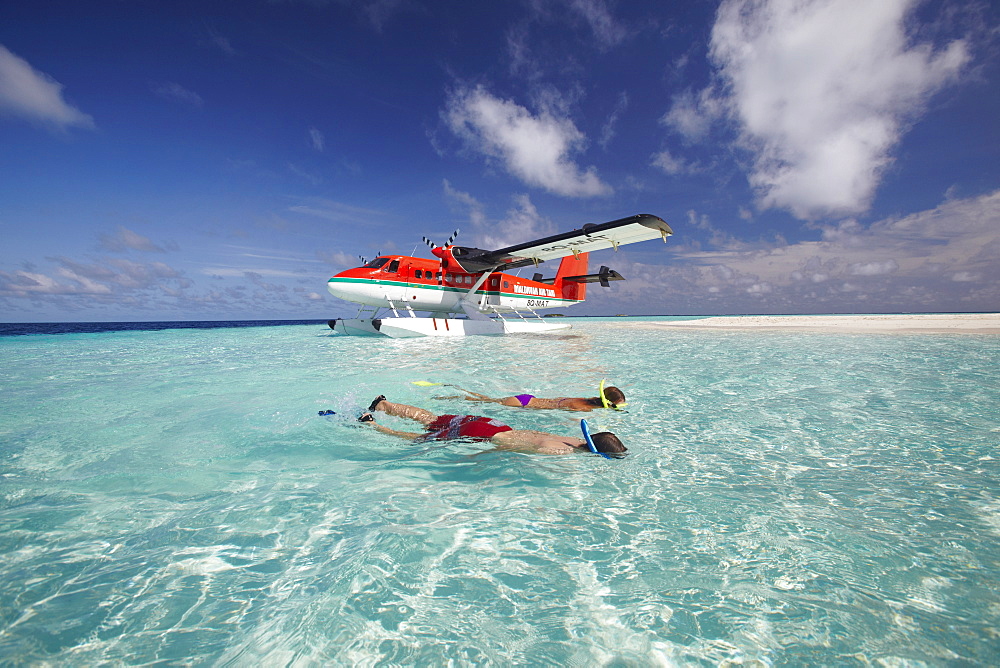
[618,313,1000,334]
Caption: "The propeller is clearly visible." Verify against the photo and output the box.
[422,229,460,249]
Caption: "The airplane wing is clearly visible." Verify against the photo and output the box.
[449,214,672,273]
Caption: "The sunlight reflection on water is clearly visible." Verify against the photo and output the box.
[1,320,998,664]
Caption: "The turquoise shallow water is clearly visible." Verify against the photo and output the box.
[1,318,998,665]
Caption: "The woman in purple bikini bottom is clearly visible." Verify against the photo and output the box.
[438,383,627,412]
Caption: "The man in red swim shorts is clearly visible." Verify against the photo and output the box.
[359,396,627,457]
[420,413,514,441]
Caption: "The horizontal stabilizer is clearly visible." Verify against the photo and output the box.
[562,266,624,287]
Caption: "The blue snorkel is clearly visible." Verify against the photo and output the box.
[580,419,611,459]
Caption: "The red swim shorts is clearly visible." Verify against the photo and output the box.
[420,414,513,442]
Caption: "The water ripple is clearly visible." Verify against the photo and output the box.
[1,322,998,664]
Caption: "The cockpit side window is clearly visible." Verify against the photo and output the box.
[362,258,390,269]
[385,259,400,273]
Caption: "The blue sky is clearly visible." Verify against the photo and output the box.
[1,0,998,321]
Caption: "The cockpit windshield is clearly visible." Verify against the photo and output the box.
[361,257,390,269]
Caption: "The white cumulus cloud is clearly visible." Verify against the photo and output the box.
[483,194,556,250]
[706,0,970,220]
[601,188,1000,314]
[444,86,611,198]
[443,182,555,250]
[661,88,722,142]
[651,149,692,176]
[0,44,94,130]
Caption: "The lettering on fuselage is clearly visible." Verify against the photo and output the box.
[512,284,555,297]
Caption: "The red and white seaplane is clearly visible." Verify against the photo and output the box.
[325,213,672,337]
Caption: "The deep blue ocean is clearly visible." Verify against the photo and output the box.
[1,317,998,665]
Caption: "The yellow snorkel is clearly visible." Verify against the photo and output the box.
[599,379,627,410]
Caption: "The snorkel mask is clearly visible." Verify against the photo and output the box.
[599,379,627,410]
[580,419,611,459]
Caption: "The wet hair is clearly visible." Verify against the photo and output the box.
[603,386,626,407]
[591,431,627,456]
[588,386,627,409]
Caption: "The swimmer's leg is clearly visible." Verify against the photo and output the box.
[372,398,437,426]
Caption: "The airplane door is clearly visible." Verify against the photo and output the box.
[379,259,406,304]
[485,276,501,306]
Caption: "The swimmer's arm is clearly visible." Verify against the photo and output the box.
[370,424,423,441]
[459,391,505,403]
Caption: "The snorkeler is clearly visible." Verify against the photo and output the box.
[438,380,626,412]
[358,396,627,457]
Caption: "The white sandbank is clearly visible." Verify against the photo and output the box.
[616,313,1000,334]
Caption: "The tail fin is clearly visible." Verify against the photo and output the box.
[555,252,589,302]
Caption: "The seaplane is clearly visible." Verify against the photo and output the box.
[325,213,672,337]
